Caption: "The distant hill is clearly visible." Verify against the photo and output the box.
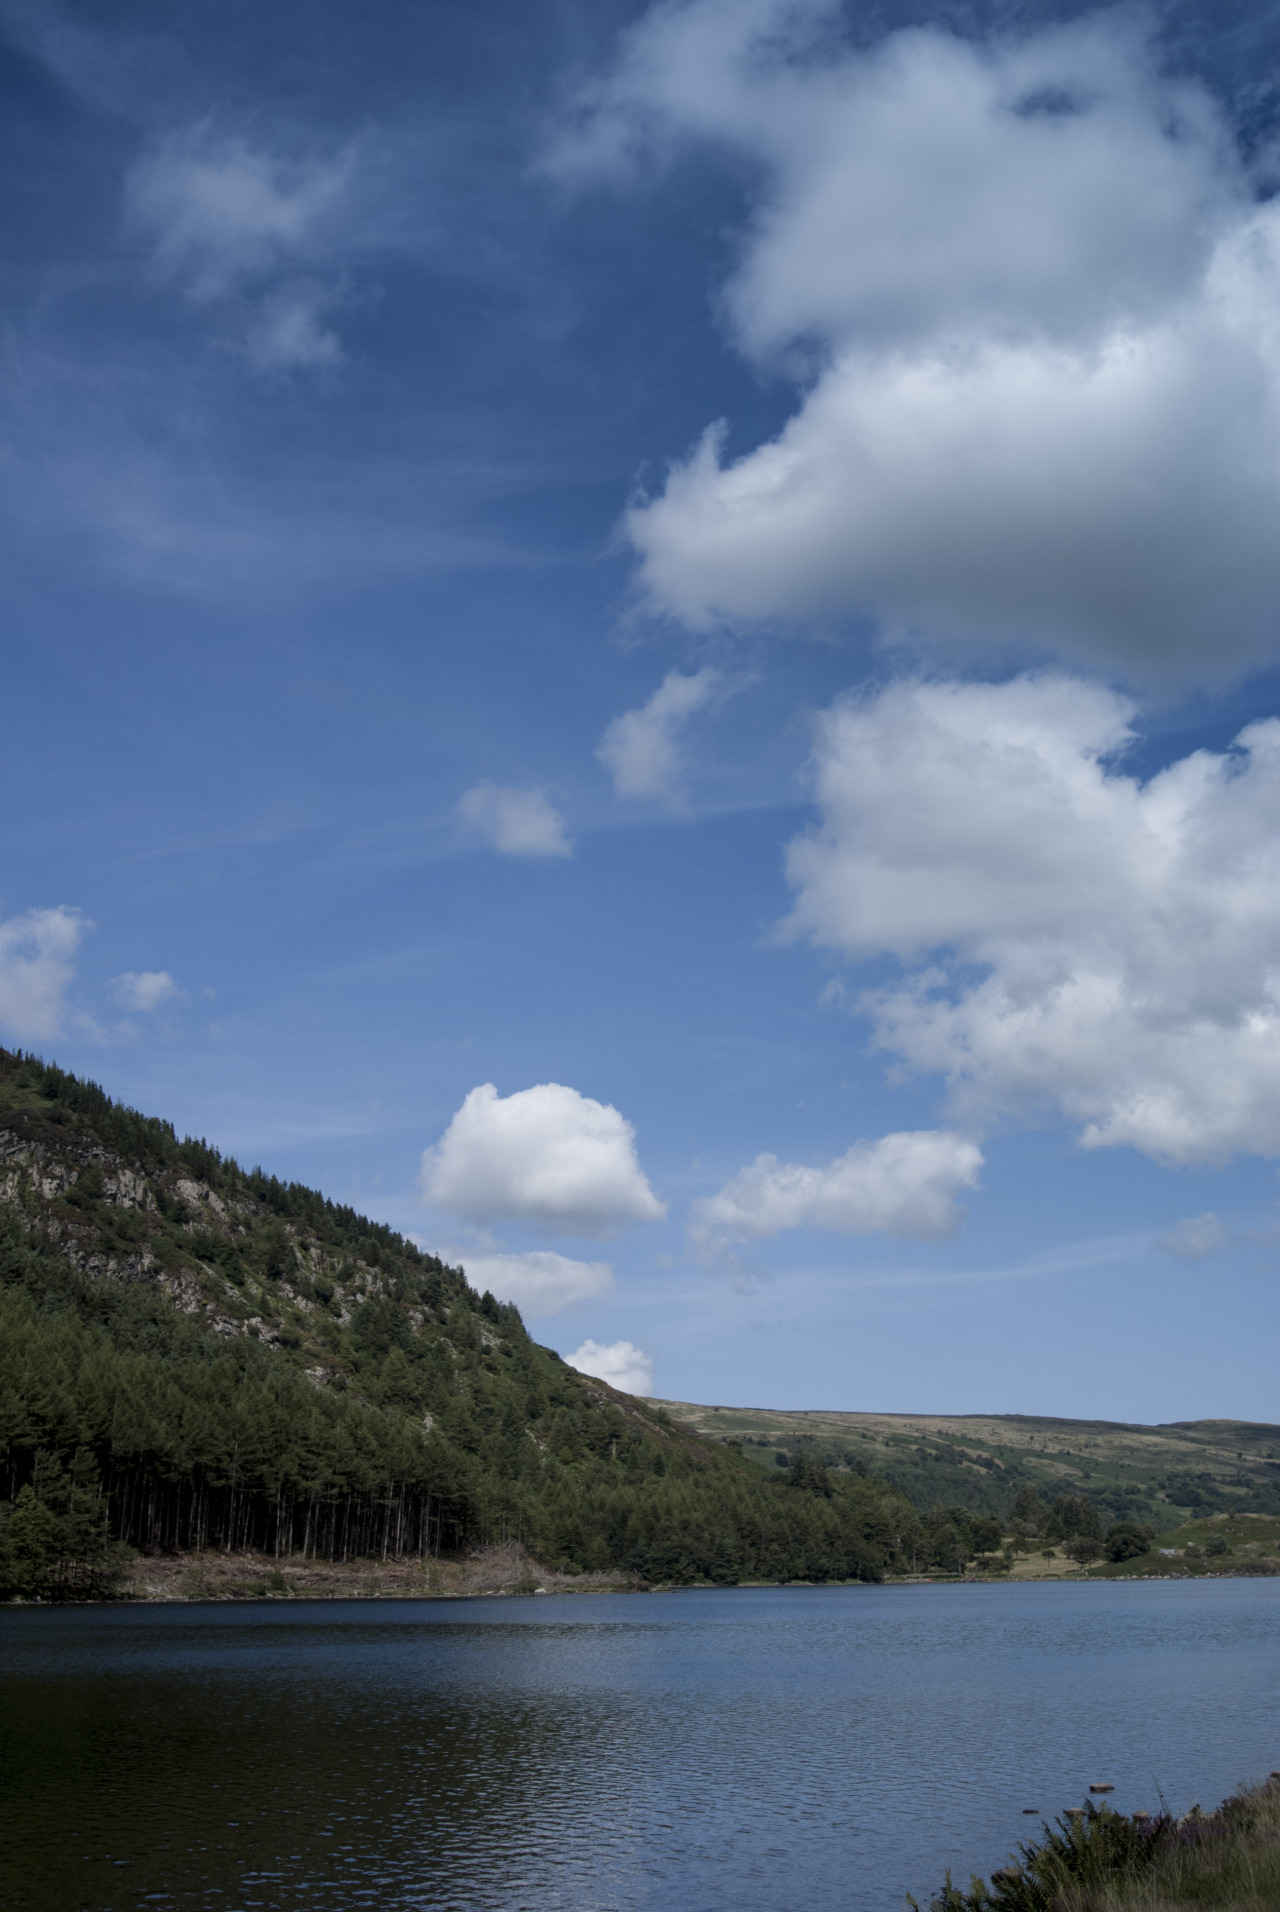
[0,1051,914,1595]
[651,1399,1280,1531]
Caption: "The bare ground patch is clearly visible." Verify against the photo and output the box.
[122,1540,646,1603]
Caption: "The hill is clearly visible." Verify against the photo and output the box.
[0,1050,915,1597]
[652,1399,1280,1532]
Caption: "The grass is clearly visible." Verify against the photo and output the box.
[912,1778,1280,1912]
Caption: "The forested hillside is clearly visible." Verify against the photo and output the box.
[0,1051,918,1597]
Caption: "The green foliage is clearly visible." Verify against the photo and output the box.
[898,1505,1007,1575]
[877,1440,1014,1519]
[788,1451,834,1496]
[913,1782,1280,1912]
[1011,1484,1047,1527]
[0,1447,126,1599]
[1050,1493,1101,1541]
[1104,1520,1153,1562]
[914,1803,1171,1912]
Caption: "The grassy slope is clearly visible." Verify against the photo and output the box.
[652,1398,1280,1529]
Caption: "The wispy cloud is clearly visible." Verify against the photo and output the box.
[126,122,355,369]
[244,282,344,370]
[596,666,721,806]
[109,970,182,1014]
[1155,1213,1232,1259]
[1152,1212,1280,1259]
[457,782,572,857]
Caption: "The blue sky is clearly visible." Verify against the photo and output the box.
[5,0,1280,1421]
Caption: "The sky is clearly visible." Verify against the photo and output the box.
[5,0,1280,1422]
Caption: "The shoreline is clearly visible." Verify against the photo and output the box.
[6,1546,1280,1607]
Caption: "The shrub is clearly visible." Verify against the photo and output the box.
[911,1780,1280,1912]
[1104,1521,1153,1562]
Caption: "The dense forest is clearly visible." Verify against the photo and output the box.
[0,1050,934,1597]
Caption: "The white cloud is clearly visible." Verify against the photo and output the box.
[566,1337,655,1395]
[563,2,1280,680]
[126,124,353,369]
[695,1130,982,1244]
[457,782,572,857]
[785,673,1280,1165]
[1156,1214,1232,1260]
[596,667,720,804]
[110,970,181,1014]
[421,1081,666,1234]
[461,1249,615,1317]
[0,906,87,1042]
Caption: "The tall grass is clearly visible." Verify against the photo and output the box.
[912,1777,1280,1912]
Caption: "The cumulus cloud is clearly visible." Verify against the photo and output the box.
[110,970,181,1013]
[1156,1213,1232,1259]
[695,1130,982,1244]
[596,667,720,804]
[0,906,87,1042]
[461,1249,615,1317]
[561,1,1280,680]
[567,1337,655,1395]
[785,673,1280,1165]
[457,782,572,857]
[421,1082,666,1234]
[126,124,352,369]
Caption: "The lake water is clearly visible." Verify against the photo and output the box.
[2,1579,1279,1912]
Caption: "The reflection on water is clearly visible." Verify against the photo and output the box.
[2,1580,1279,1911]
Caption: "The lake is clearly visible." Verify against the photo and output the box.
[2,1578,1278,1911]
